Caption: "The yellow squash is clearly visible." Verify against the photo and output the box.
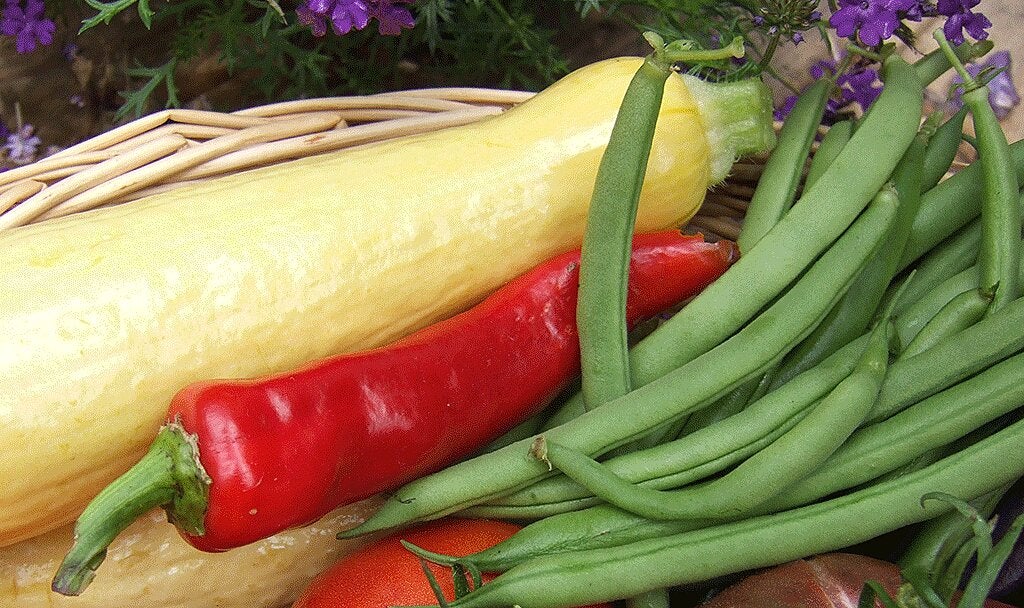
[0,57,773,546]
[0,500,381,608]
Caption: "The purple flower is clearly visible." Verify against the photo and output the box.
[774,95,798,121]
[1,0,55,53]
[3,124,42,165]
[829,0,921,46]
[949,50,1020,119]
[297,0,413,37]
[837,66,883,109]
[937,0,991,45]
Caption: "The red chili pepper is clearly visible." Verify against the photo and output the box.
[52,230,737,596]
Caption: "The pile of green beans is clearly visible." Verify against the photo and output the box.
[343,37,1024,607]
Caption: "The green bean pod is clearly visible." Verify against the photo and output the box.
[459,349,1024,572]
[901,139,1024,270]
[888,221,982,317]
[532,320,889,521]
[935,31,1021,312]
[899,287,991,359]
[340,186,900,539]
[805,120,854,190]
[764,349,1024,510]
[912,39,993,85]
[738,78,830,253]
[627,56,920,391]
[869,293,1024,422]
[433,416,1024,608]
[577,55,670,408]
[921,107,968,191]
[481,336,864,510]
[768,131,925,388]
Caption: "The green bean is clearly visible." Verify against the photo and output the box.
[738,79,830,253]
[901,139,1024,271]
[532,319,889,521]
[936,30,1022,312]
[913,39,993,85]
[764,349,1024,510]
[921,107,968,191]
[673,377,760,438]
[340,188,900,539]
[899,287,991,359]
[434,416,1024,608]
[869,293,1024,422]
[625,55,921,391]
[482,336,864,510]
[480,409,549,453]
[805,120,853,190]
[888,221,982,317]
[460,504,710,572]
[578,51,670,409]
[768,130,925,389]
[466,348,1024,571]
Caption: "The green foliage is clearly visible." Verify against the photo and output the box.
[77,0,818,118]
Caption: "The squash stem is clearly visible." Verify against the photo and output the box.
[51,421,210,596]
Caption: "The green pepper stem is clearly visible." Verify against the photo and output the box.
[51,421,210,596]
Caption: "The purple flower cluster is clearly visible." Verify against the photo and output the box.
[1,0,54,53]
[775,58,883,121]
[950,50,1020,119]
[829,0,922,46]
[3,124,41,165]
[937,0,991,45]
[297,0,414,37]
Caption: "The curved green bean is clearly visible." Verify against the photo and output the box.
[768,130,925,389]
[901,139,1024,270]
[900,287,991,359]
[436,416,1024,608]
[738,78,830,253]
[626,56,920,392]
[578,55,669,409]
[340,187,900,539]
[805,120,853,189]
[888,221,981,317]
[921,107,968,191]
[483,335,864,510]
[532,320,889,521]
[935,30,1021,312]
[869,293,1024,422]
[459,349,1024,572]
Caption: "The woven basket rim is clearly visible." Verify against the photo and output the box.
[0,86,765,241]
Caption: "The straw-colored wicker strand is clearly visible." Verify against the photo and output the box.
[105,124,239,154]
[381,87,535,106]
[0,135,189,230]
[704,192,751,213]
[0,180,44,214]
[232,94,478,117]
[696,199,745,220]
[167,105,508,185]
[35,112,345,223]
[0,150,117,190]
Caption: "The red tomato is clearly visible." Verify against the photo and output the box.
[700,553,1017,608]
[293,518,610,608]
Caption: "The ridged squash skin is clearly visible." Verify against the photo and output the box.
[0,500,381,608]
[0,57,725,546]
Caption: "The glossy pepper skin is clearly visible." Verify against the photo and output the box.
[175,230,737,551]
[53,231,738,598]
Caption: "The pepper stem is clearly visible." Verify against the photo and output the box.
[51,420,210,596]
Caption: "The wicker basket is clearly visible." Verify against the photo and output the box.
[0,88,763,239]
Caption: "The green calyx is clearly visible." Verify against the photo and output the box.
[51,420,210,596]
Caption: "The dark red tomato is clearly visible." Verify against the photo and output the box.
[700,553,1018,608]
[293,518,611,608]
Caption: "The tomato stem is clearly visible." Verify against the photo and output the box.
[51,420,210,596]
